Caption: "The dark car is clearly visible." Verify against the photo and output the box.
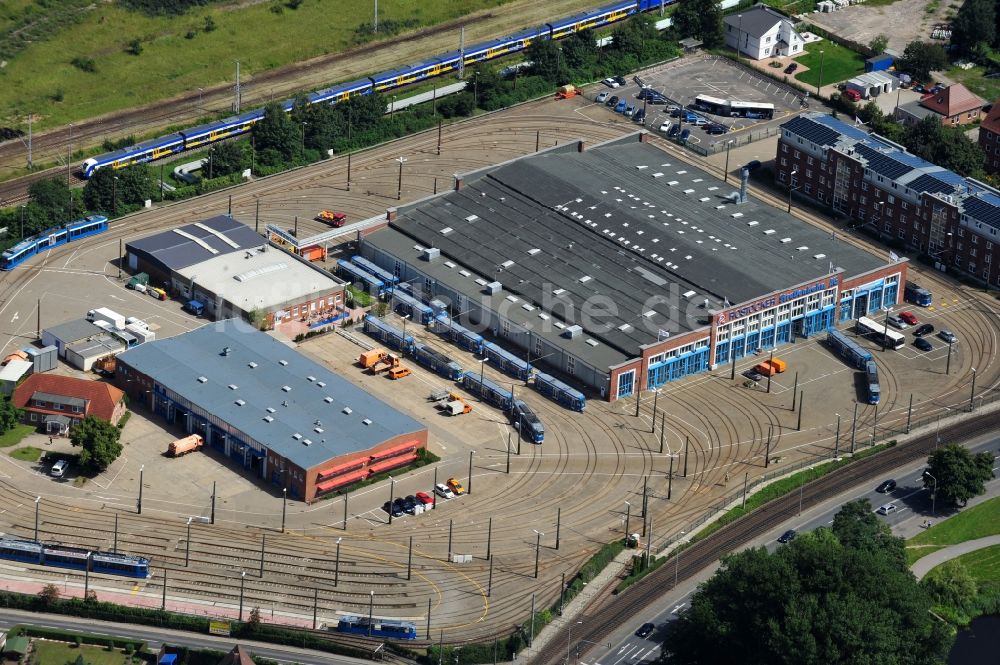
[606,95,619,107]
[636,623,656,639]
[403,495,418,514]
[784,63,799,74]
[634,108,646,123]
[706,124,728,135]
[668,124,681,137]
[384,500,404,517]
[614,75,627,86]
[678,128,691,143]
[914,337,933,352]
[743,369,763,382]
[393,497,407,515]
[777,529,797,544]
[938,329,958,344]
[876,479,897,493]
[913,323,935,337]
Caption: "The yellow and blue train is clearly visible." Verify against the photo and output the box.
[82,0,670,178]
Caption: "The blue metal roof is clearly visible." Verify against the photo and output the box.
[117,320,425,470]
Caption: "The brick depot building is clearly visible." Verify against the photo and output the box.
[777,113,1000,287]
[358,134,901,402]
[115,320,427,502]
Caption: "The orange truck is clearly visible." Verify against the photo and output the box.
[387,366,411,380]
[317,210,348,227]
[358,348,388,369]
[753,357,788,376]
[168,434,204,457]
[370,353,401,374]
[556,85,579,99]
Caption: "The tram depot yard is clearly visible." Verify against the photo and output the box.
[0,70,991,636]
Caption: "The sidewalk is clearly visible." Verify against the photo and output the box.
[515,549,634,664]
[910,535,1000,580]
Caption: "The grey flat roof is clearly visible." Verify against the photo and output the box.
[66,335,126,358]
[373,139,884,358]
[117,320,426,470]
[126,215,264,272]
[33,391,86,408]
[45,319,104,344]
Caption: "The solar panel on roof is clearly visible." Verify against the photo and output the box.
[907,173,953,195]
[782,116,841,147]
[853,144,914,180]
[964,197,1000,230]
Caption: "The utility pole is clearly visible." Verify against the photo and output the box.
[210,481,216,525]
[683,435,689,477]
[796,391,804,431]
[667,455,674,500]
[27,114,32,170]
[373,0,378,32]
[458,27,465,79]
[555,508,561,550]
[234,61,241,114]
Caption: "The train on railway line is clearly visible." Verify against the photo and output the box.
[335,615,418,640]
[0,537,151,578]
[1,215,108,271]
[81,0,673,178]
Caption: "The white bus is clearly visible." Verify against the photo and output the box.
[857,316,905,350]
[693,94,729,115]
[728,100,775,119]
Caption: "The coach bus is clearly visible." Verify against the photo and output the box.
[856,316,905,350]
[693,94,729,115]
[728,100,775,119]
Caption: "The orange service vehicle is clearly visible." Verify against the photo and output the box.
[317,210,348,227]
[168,434,204,457]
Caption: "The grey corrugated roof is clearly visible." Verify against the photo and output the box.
[44,319,104,344]
[117,320,426,470]
[32,391,86,408]
[724,5,791,38]
[125,215,264,272]
[374,139,884,360]
[66,335,126,359]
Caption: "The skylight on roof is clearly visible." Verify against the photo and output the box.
[282,385,291,392]
[197,376,208,383]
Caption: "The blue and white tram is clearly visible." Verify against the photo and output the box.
[336,615,417,640]
[533,372,586,412]
[511,399,545,443]
[0,538,150,578]
[1,215,108,271]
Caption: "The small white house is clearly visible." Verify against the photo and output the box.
[723,5,804,60]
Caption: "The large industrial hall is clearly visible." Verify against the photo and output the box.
[115,320,428,502]
[359,133,905,401]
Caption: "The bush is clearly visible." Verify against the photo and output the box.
[71,57,97,72]
[126,39,143,56]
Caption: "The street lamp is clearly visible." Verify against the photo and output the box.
[137,464,144,514]
[881,306,892,352]
[566,621,583,665]
[396,156,406,201]
[239,570,246,621]
[387,475,396,525]
[281,487,287,532]
[969,367,977,411]
[735,14,743,61]
[368,590,375,636]
[112,176,119,215]
[34,496,40,541]
[533,529,544,579]
[197,87,203,107]
[925,471,937,517]
[723,139,735,184]
[335,537,342,586]
[400,314,411,349]
[817,50,825,95]
[787,170,797,213]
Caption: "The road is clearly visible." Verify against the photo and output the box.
[576,433,1000,665]
[0,608,369,665]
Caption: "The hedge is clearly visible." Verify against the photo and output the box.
[7,624,146,652]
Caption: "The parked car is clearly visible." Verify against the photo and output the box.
[784,63,799,74]
[668,124,681,137]
[415,491,434,505]
[683,112,701,123]
[913,323,935,337]
[659,122,672,133]
[914,338,933,352]
[844,88,862,102]
[635,623,656,639]
[602,77,620,88]
[403,495,418,514]
[706,124,728,135]
[434,483,454,499]
[937,329,958,343]
[678,128,691,143]
[615,100,628,113]
[50,459,69,478]
[624,104,636,117]
[668,105,682,116]
[876,479,897,493]
[742,369,763,382]
[899,311,919,325]
[447,477,466,495]
[606,95,619,107]
[877,503,898,516]
[383,500,404,517]
[614,75,627,86]
[777,529,797,544]
[634,108,646,123]
[596,91,609,103]
[886,314,907,329]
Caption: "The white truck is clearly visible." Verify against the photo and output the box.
[87,307,126,329]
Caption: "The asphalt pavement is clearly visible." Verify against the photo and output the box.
[574,433,1000,665]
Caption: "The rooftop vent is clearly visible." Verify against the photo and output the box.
[292,433,302,440]
[307,376,316,382]
[317,381,326,387]
[314,427,324,433]
[780,238,792,244]
[564,324,583,338]
[266,407,276,413]
[682,290,696,299]
[235,399,246,406]
[197,376,208,383]
[423,247,441,262]
[282,385,292,392]
[248,362,258,368]
[279,359,288,366]
[324,396,334,403]
[303,439,312,446]
[342,406,353,415]
[485,281,502,295]
[263,415,274,423]
[228,384,238,390]
[221,346,232,356]
[362,418,373,426]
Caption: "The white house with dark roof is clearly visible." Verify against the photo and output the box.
[724,5,804,60]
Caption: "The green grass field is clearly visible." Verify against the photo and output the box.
[0,0,513,130]
[9,445,42,462]
[906,496,1000,566]
[928,545,1000,581]
[0,423,35,448]
[794,42,866,88]
[32,640,130,665]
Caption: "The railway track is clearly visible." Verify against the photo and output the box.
[529,408,1000,665]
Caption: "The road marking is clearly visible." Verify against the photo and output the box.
[671,603,686,614]
[9,312,17,323]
